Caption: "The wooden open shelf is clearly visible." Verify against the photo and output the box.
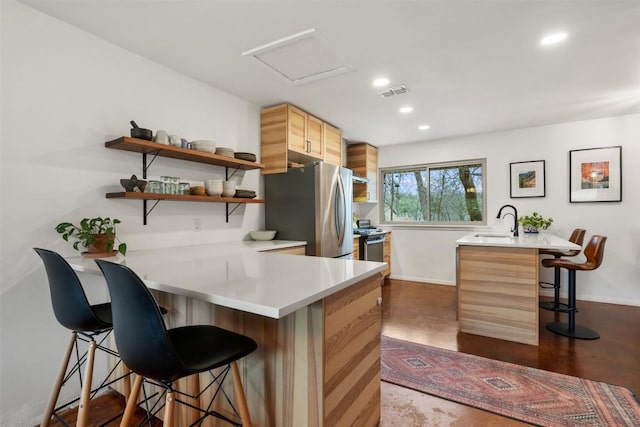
[105,137,264,170]
[106,192,265,204]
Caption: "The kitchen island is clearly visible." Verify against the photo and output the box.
[68,241,386,427]
[456,232,580,346]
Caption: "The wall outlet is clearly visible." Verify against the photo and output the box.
[193,218,201,231]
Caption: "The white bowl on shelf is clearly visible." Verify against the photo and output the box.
[192,140,216,153]
[249,230,277,241]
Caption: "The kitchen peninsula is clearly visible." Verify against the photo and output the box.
[68,241,386,427]
[456,232,580,346]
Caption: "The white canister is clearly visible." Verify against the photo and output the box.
[169,134,182,147]
[154,130,169,145]
[222,181,236,197]
[205,179,223,196]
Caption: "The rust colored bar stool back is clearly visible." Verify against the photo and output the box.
[538,228,586,311]
[541,235,607,339]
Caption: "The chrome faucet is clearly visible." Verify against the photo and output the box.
[497,204,519,237]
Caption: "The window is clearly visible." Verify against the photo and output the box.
[381,159,486,225]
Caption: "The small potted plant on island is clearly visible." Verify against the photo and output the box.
[518,212,553,234]
[55,217,127,257]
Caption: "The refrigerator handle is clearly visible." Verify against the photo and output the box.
[335,174,347,247]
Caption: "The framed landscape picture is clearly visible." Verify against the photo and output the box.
[569,146,622,203]
[510,160,545,198]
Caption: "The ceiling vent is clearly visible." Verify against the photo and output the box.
[379,85,410,98]
[242,28,354,86]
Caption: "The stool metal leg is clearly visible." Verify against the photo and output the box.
[540,257,570,312]
[546,270,599,339]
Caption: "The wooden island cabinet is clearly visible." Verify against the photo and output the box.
[69,242,385,426]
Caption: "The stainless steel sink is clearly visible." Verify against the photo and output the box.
[473,232,513,238]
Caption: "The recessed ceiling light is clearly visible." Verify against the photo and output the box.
[540,32,568,46]
[418,124,430,130]
[373,77,390,87]
[399,106,413,114]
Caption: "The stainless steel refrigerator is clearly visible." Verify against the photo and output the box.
[265,162,353,259]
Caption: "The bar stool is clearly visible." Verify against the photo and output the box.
[539,228,586,311]
[542,235,606,340]
[34,248,127,427]
[95,259,257,427]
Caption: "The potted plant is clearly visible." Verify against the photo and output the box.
[55,217,127,256]
[518,212,553,234]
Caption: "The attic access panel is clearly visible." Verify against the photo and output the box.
[242,28,353,86]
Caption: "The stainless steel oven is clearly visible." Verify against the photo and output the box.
[363,234,385,262]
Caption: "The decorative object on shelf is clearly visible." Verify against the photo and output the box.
[510,160,545,198]
[154,130,169,145]
[222,180,236,197]
[205,179,223,196]
[120,174,147,192]
[216,147,235,158]
[249,230,277,241]
[569,146,622,203]
[190,185,206,196]
[55,217,127,256]
[191,140,217,153]
[234,152,257,162]
[518,212,553,234]
[129,120,152,141]
[169,134,182,147]
[235,189,257,198]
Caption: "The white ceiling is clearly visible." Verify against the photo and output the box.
[21,0,640,147]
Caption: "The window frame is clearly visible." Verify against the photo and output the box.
[379,158,487,228]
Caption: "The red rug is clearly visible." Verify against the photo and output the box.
[381,336,640,426]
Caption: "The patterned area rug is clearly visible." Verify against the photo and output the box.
[381,336,640,426]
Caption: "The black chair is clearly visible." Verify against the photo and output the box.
[34,248,129,427]
[95,259,257,427]
[538,228,586,311]
[542,235,607,339]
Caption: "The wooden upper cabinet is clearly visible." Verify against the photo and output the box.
[323,122,343,166]
[287,105,308,155]
[306,114,324,159]
[347,143,378,202]
[260,103,342,174]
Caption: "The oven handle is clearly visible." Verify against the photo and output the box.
[364,236,385,245]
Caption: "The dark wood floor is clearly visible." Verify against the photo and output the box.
[44,278,640,426]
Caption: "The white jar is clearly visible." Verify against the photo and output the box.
[222,181,236,197]
[205,179,223,196]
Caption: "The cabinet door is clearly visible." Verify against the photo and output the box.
[347,143,378,202]
[353,237,360,260]
[287,105,308,155]
[366,145,378,202]
[383,233,391,277]
[323,123,343,166]
[307,114,324,159]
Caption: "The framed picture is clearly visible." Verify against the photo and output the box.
[510,160,545,198]
[569,146,622,203]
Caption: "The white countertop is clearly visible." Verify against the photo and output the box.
[456,232,581,250]
[67,240,386,319]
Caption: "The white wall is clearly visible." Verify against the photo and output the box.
[0,2,262,424]
[370,114,640,306]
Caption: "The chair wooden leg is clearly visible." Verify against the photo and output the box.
[231,361,252,426]
[163,391,175,427]
[75,338,96,427]
[122,364,132,401]
[120,374,143,427]
[41,332,77,427]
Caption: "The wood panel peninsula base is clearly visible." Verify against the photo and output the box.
[68,242,385,427]
[146,272,383,427]
[456,233,581,346]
